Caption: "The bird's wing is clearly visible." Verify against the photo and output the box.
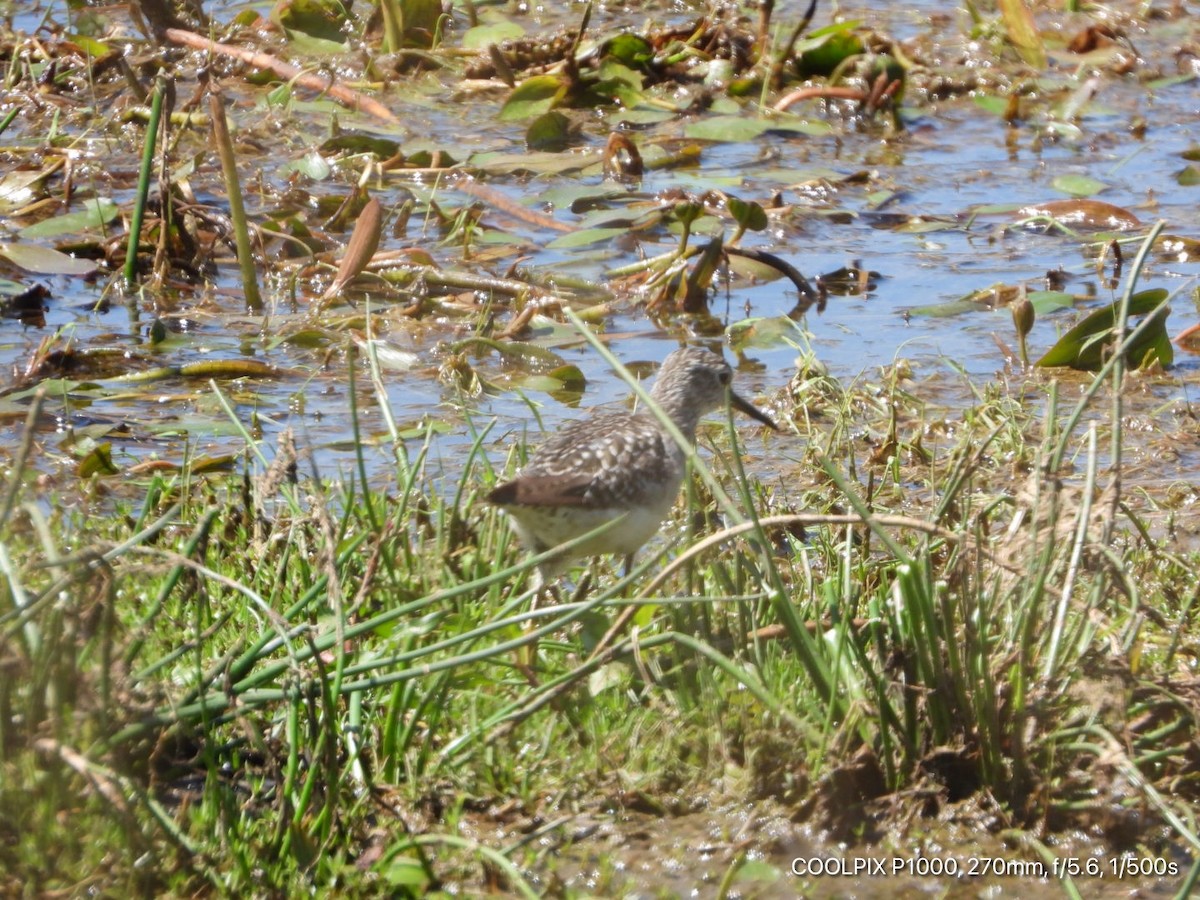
[488,414,675,510]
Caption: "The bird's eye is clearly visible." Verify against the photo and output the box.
[718,370,731,386]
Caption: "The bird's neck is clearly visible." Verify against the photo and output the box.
[647,386,702,441]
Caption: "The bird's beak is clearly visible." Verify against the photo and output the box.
[730,390,779,430]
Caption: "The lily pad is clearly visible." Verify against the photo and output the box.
[1176,165,1200,187]
[320,135,402,158]
[499,74,567,121]
[0,243,97,275]
[728,316,805,351]
[526,111,571,152]
[1051,174,1107,197]
[1026,290,1076,314]
[461,20,524,50]
[0,168,51,212]
[280,149,333,180]
[19,198,119,239]
[546,227,629,249]
[1016,199,1141,231]
[972,95,1010,116]
[470,150,600,177]
[453,337,567,369]
[273,0,348,45]
[684,116,771,143]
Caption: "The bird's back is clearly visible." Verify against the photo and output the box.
[489,411,684,511]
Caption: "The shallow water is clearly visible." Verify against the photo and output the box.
[1,0,1198,494]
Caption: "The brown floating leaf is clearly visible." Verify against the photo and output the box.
[1067,24,1120,54]
[323,196,383,300]
[189,454,238,473]
[603,132,643,180]
[1156,234,1200,262]
[1016,199,1141,231]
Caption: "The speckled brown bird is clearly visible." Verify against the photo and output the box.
[487,346,777,583]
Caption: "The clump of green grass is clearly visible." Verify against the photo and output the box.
[3,246,1200,894]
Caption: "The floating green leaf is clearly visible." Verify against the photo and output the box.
[526,111,571,152]
[461,20,524,50]
[612,107,675,126]
[272,329,333,349]
[67,33,112,58]
[726,253,789,283]
[546,227,628,249]
[280,150,333,180]
[405,147,458,168]
[972,95,1010,116]
[971,202,1026,216]
[794,22,865,77]
[189,455,238,473]
[470,150,599,176]
[320,135,402,158]
[1026,290,1076,314]
[604,33,654,68]
[905,299,980,318]
[1051,174,1107,197]
[590,61,645,106]
[684,116,771,143]
[771,119,835,137]
[282,30,347,55]
[0,168,50,212]
[1176,165,1200,187]
[19,198,119,239]
[0,243,96,274]
[546,364,586,391]
[499,74,567,121]
[453,337,566,368]
[728,316,804,351]
[273,0,348,45]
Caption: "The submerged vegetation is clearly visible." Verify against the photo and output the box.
[2,0,1200,895]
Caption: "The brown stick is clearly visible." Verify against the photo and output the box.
[773,85,867,111]
[164,28,398,124]
[453,175,575,234]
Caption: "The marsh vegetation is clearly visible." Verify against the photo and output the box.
[2,0,1199,895]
